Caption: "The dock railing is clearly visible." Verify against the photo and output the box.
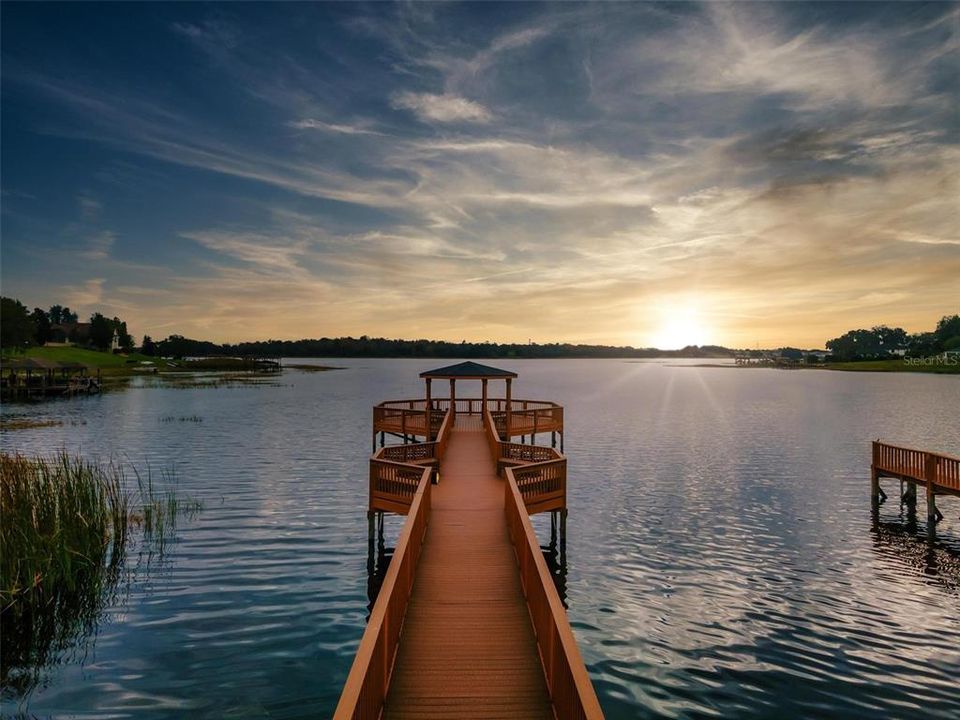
[483,408,567,512]
[335,465,433,720]
[504,467,604,720]
[370,410,453,513]
[376,398,562,440]
[872,441,960,494]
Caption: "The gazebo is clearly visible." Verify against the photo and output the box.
[419,361,517,437]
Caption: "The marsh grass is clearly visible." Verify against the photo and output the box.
[0,452,201,696]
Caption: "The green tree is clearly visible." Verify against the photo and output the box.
[141,335,156,356]
[1,297,35,352]
[61,307,78,323]
[111,318,134,352]
[89,313,114,350]
[48,304,64,324]
[31,308,52,345]
[934,314,960,352]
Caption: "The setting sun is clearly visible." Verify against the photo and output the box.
[650,303,709,350]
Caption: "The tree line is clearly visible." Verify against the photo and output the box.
[0,297,134,353]
[825,315,960,361]
[154,335,739,360]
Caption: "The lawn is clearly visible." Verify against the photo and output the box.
[8,346,161,370]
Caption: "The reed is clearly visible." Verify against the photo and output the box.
[0,451,200,694]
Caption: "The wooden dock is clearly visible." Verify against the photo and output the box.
[336,362,602,720]
[871,440,960,523]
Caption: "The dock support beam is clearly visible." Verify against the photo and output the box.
[902,481,917,507]
[450,379,456,422]
[870,466,886,506]
[505,378,512,438]
[925,454,943,524]
[425,378,432,441]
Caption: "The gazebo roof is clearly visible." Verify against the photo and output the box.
[0,357,88,370]
[419,361,517,380]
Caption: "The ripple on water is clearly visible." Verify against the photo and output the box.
[2,359,959,719]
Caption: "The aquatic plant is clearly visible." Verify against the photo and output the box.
[0,452,200,695]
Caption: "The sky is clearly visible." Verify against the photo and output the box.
[1,2,957,349]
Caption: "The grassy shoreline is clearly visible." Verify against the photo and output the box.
[680,359,958,373]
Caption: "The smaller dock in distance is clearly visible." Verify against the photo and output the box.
[0,357,101,401]
[336,361,602,720]
[871,441,960,523]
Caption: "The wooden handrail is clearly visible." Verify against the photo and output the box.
[504,468,604,720]
[435,408,453,458]
[873,441,960,492]
[335,466,433,720]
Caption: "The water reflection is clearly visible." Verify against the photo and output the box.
[1,543,126,699]
[1,524,188,702]
[870,506,960,594]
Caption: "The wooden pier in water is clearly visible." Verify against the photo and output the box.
[871,441,960,524]
[335,362,603,720]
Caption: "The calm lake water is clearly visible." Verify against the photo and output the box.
[2,359,959,719]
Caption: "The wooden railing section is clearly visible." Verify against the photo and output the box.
[504,467,603,720]
[512,460,567,515]
[334,467,432,720]
[375,397,563,439]
[873,441,960,494]
[369,460,427,516]
[484,409,567,513]
[370,410,453,514]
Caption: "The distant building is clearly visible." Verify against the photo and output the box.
[49,322,91,345]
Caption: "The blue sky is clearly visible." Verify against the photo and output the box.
[1,2,957,347]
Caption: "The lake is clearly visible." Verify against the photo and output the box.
[1,359,958,719]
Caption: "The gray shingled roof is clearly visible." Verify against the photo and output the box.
[419,361,517,379]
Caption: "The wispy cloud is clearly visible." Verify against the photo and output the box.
[391,92,492,123]
[2,2,956,346]
[288,118,385,136]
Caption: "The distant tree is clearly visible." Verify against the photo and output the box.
[934,314,960,352]
[31,307,52,345]
[61,307,79,323]
[1,297,35,352]
[826,325,908,360]
[779,347,804,360]
[907,332,937,357]
[141,335,156,356]
[48,304,64,324]
[89,313,114,350]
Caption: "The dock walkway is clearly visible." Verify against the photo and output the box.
[384,417,552,718]
[336,362,602,720]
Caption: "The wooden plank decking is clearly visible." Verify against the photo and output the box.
[383,416,552,719]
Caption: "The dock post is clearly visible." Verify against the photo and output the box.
[903,481,917,507]
[559,509,568,566]
[870,441,880,505]
[367,511,376,544]
[925,454,942,524]
[551,431,556,448]
[870,467,884,506]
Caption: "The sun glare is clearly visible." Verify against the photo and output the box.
[650,303,709,350]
